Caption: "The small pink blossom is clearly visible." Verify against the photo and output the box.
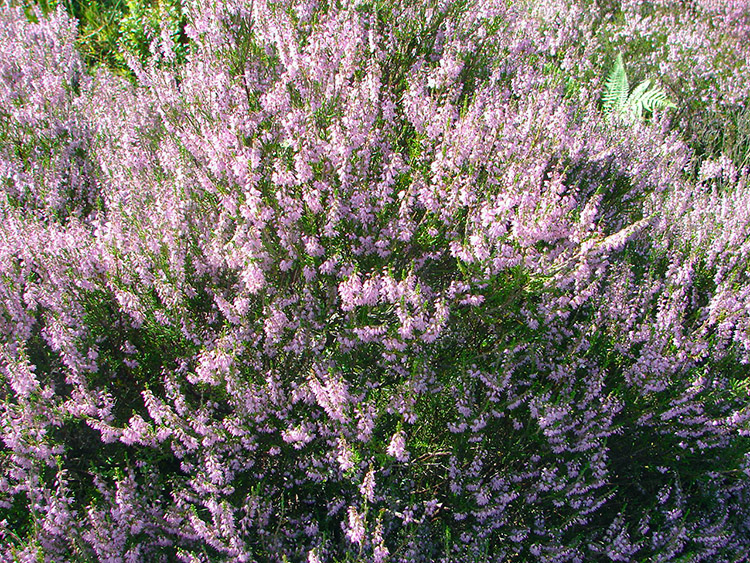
[386,430,409,462]
[344,506,365,545]
[360,467,376,502]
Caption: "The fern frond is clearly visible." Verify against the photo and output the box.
[635,85,676,113]
[603,53,629,117]
[602,53,676,124]
[625,79,651,122]
[627,79,652,103]
[626,80,675,122]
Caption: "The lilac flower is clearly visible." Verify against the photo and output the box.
[386,430,409,462]
[344,506,364,546]
[360,467,375,502]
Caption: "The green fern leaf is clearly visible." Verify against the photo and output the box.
[627,79,652,103]
[603,53,629,117]
[637,86,676,113]
[626,79,652,122]
[626,80,675,122]
[603,53,676,124]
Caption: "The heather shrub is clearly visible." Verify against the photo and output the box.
[1,1,750,562]
[28,0,188,74]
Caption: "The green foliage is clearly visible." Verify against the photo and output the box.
[53,0,128,71]
[602,53,630,118]
[603,52,676,124]
[30,0,189,74]
[118,0,187,66]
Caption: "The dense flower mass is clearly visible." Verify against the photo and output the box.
[1,0,750,561]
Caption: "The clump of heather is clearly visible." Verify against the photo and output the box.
[1,1,750,562]
[0,5,97,219]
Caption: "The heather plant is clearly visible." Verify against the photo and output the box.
[23,0,187,74]
[1,1,750,562]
